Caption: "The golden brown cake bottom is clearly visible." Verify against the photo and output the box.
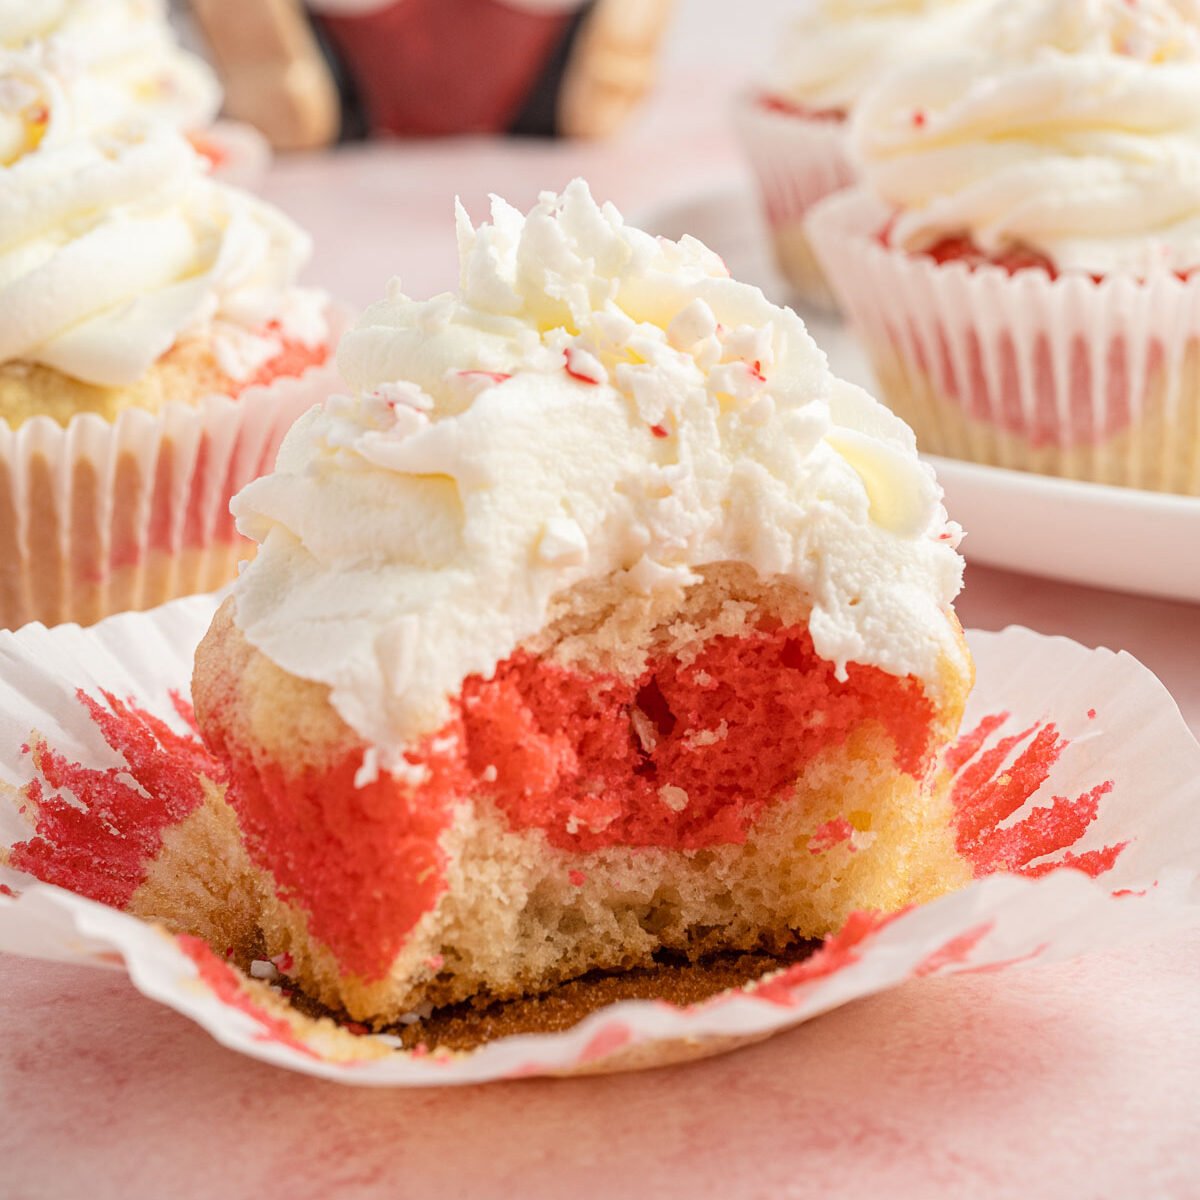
[0,334,326,428]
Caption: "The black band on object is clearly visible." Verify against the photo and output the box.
[305,6,370,143]
[508,0,599,138]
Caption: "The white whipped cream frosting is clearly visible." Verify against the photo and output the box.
[853,0,1200,274]
[0,0,221,134]
[765,0,987,113]
[231,182,965,768]
[0,52,326,387]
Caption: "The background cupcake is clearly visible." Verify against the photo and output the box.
[0,51,338,630]
[733,0,986,311]
[0,0,269,187]
[808,0,1200,495]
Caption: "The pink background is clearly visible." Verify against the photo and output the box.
[3,2,1199,1194]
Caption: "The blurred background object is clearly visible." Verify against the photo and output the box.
[3,0,222,135]
[188,0,675,148]
[0,0,272,186]
[189,0,339,150]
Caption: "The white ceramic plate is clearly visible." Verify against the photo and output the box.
[639,187,1200,604]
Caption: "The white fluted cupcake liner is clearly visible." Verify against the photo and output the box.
[807,188,1200,496]
[0,595,1197,1085]
[0,325,343,631]
[732,92,858,312]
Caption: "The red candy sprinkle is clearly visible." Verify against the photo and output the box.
[757,93,846,123]
[563,347,601,385]
[457,370,511,384]
[188,131,229,168]
[650,424,670,439]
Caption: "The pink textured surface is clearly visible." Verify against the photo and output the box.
[3,0,1200,1190]
[2,927,1198,1199]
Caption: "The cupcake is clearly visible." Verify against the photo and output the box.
[0,51,337,629]
[190,180,972,1026]
[0,0,269,186]
[808,0,1200,495]
[733,0,986,310]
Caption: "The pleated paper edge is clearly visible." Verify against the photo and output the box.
[0,599,1197,1085]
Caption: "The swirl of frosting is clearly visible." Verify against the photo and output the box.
[230,181,965,763]
[0,52,325,387]
[0,0,221,133]
[765,0,988,113]
[853,0,1200,275]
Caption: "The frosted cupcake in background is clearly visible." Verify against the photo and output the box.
[808,0,1200,495]
[0,0,269,187]
[733,0,985,311]
[0,52,338,630]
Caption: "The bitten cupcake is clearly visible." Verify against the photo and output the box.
[0,52,338,629]
[190,181,971,1026]
[809,0,1200,495]
[733,0,985,310]
[0,0,269,186]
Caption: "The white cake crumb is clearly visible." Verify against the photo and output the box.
[659,784,689,812]
[685,720,728,749]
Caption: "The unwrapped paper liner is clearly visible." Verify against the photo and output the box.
[807,188,1200,496]
[0,595,1198,1086]
[0,312,345,630]
[732,93,857,312]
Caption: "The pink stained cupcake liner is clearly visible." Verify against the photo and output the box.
[807,188,1200,496]
[732,92,858,312]
[0,315,346,630]
[0,595,1197,1085]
